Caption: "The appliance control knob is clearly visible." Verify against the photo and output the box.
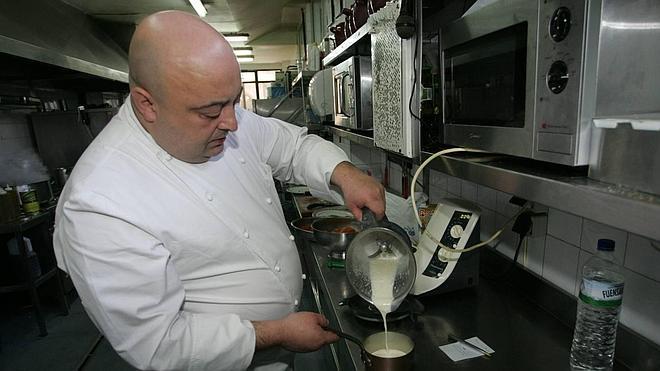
[547,61,569,94]
[549,7,571,42]
[450,225,464,239]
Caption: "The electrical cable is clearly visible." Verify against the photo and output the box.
[408,27,422,122]
[410,147,535,255]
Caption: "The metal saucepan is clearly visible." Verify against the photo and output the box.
[327,327,414,371]
[363,331,414,371]
[290,216,317,242]
[311,217,363,259]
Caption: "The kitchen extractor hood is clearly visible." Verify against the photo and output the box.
[0,0,129,83]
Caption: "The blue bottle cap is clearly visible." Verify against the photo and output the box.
[597,238,615,251]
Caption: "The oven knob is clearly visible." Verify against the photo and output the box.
[549,7,571,42]
[547,61,569,94]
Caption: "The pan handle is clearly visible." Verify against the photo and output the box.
[324,326,372,368]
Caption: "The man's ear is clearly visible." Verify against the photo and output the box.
[130,86,157,124]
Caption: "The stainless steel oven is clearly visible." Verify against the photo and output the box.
[442,0,599,166]
[332,56,373,130]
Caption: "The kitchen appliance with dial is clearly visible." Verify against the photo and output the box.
[412,198,481,295]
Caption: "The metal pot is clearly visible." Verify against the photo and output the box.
[311,217,363,259]
[330,23,346,46]
[368,0,388,14]
[341,7,355,37]
[351,0,369,31]
[290,216,316,242]
[363,331,414,371]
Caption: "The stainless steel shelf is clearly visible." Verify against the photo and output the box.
[422,151,660,241]
[322,22,371,66]
[327,126,374,147]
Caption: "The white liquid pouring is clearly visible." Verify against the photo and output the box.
[369,252,400,356]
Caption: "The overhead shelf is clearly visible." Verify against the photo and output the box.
[421,151,660,241]
[327,126,374,147]
[291,71,317,89]
[322,22,372,66]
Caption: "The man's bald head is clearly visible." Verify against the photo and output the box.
[128,10,239,99]
[127,10,243,163]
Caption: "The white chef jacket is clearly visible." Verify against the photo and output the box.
[53,98,348,371]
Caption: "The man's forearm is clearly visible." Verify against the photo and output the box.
[252,319,283,350]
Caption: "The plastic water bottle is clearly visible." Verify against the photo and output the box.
[569,239,624,371]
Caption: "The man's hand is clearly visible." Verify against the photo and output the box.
[253,312,339,353]
[330,161,385,221]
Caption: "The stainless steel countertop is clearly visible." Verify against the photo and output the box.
[306,242,584,371]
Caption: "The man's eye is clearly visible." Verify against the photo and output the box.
[201,113,220,120]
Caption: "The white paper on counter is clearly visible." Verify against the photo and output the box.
[438,337,495,362]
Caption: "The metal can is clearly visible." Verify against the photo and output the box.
[17,185,40,214]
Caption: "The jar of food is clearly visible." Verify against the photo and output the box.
[17,184,40,214]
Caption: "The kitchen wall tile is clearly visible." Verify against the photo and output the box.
[477,185,498,211]
[496,190,521,218]
[349,143,371,168]
[547,208,583,246]
[543,236,580,295]
[461,180,478,203]
[389,162,403,194]
[575,250,593,296]
[625,234,660,282]
[580,219,628,263]
[494,214,519,260]
[447,176,461,197]
[429,170,448,192]
[333,135,350,155]
[428,182,448,204]
[619,267,660,347]
[479,208,497,242]
[522,235,546,277]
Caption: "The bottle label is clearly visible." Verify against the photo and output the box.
[579,279,624,308]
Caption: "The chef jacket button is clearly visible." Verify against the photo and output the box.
[243,231,249,239]
[301,274,307,280]
[239,157,246,164]
[294,299,299,306]
[266,197,273,204]
[275,266,281,272]
[206,192,214,201]
[165,154,172,161]
[289,234,295,241]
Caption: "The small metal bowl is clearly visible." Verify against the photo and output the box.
[311,217,363,259]
[290,217,316,242]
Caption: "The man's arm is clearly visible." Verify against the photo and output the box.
[330,161,386,221]
[252,312,338,352]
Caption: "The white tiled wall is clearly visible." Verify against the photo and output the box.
[424,172,660,347]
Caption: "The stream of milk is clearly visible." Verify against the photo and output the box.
[369,253,400,356]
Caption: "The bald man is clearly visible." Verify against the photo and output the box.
[53,10,385,371]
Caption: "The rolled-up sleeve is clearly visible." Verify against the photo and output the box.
[54,191,255,371]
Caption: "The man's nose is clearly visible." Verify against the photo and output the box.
[217,104,238,132]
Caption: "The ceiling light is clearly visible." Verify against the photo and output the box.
[188,0,207,17]
[237,56,255,63]
[233,47,253,56]
[225,33,250,43]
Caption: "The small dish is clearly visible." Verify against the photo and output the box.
[312,206,354,219]
[285,185,310,195]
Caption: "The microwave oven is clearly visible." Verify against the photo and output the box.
[332,56,373,130]
[442,0,600,166]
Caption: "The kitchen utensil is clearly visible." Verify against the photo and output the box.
[351,0,369,31]
[285,185,310,195]
[368,0,388,14]
[345,209,416,315]
[330,23,346,46]
[363,331,414,370]
[290,217,317,242]
[338,295,424,323]
[312,217,363,259]
[324,327,372,368]
[312,206,354,219]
